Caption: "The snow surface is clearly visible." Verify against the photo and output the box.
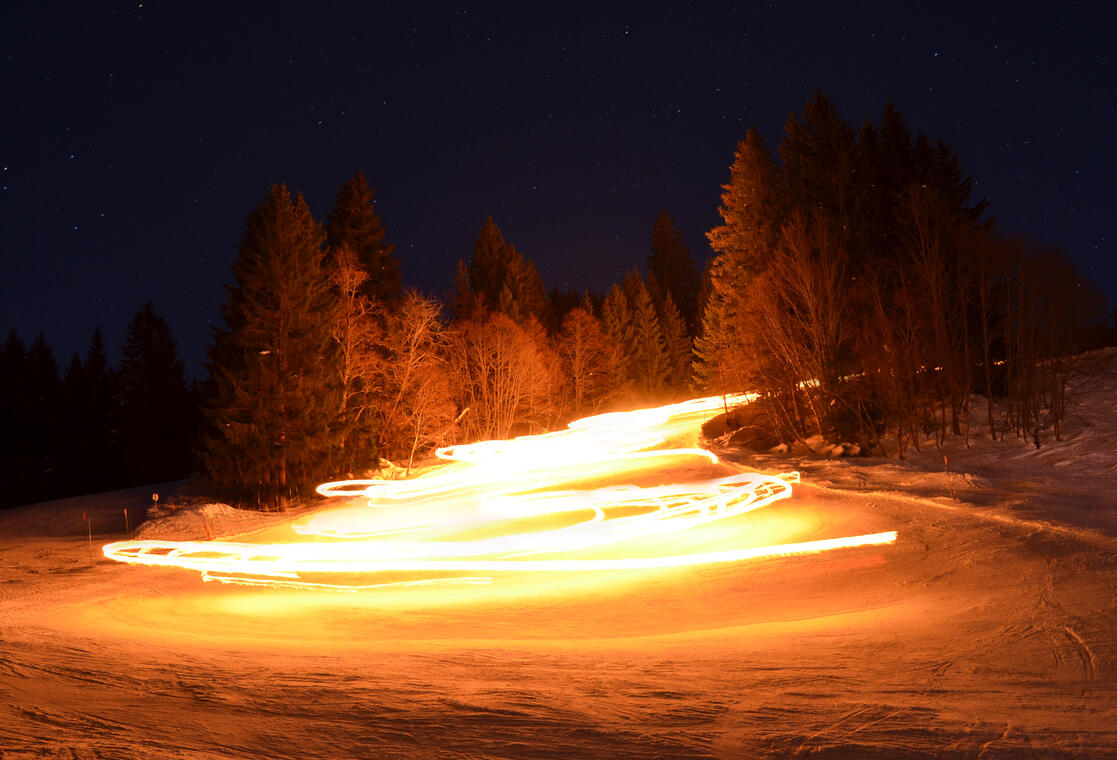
[2,351,1116,758]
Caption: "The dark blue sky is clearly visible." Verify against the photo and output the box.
[2,1,1113,376]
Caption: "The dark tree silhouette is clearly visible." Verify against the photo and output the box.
[60,327,120,493]
[697,93,1101,454]
[466,216,550,326]
[118,303,196,485]
[0,333,31,507]
[202,184,340,508]
[648,211,700,335]
[327,170,401,303]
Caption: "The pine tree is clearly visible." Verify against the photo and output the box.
[778,91,857,225]
[466,217,550,325]
[708,126,779,278]
[327,170,401,303]
[695,127,778,393]
[658,291,691,393]
[25,335,62,501]
[0,332,29,506]
[449,258,486,321]
[515,257,552,327]
[548,288,582,332]
[648,211,700,334]
[59,328,119,492]
[469,216,516,309]
[119,303,196,484]
[202,184,339,508]
[601,283,635,398]
[623,269,669,399]
[692,279,737,393]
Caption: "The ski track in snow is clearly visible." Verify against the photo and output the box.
[3,351,1117,758]
[2,484,1114,759]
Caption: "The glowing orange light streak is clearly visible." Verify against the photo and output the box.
[103,531,897,589]
[103,394,897,590]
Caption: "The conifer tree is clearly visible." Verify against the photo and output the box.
[695,127,778,393]
[692,281,740,394]
[466,217,550,326]
[707,126,779,279]
[648,211,700,334]
[516,257,552,327]
[60,327,119,491]
[469,216,516,309]
[119,302,195,484]
[778,91,858,227]
[623,269,669,399]
[601,283,635,397]
[658,291,691,393]
[450,258,486,321]
[25,335,62,501]
[202,184,339,508]
[0,333,29,506]
[327,170,401,302]
[548,288,582,332]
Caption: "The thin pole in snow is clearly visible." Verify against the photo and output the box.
[84,512,93,562]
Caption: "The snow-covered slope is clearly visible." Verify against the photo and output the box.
[730,347,1117,538]
[2,353,1115,758]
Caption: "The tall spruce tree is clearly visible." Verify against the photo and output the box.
[0,333,29,506]
[623,269,669,399]
[327,170,401,303]
[450,258,486,321]
[119,303,195,484]
[695,127,778,393]
[778,91,858,230]
[601,283,635,397]
[657,291,691,393]
[466,216,550,326]
[698,93,1006,448]
[648,212,700,334]
[202,184,339,508]
[469,216,515,309]
[24,335,62,501]
[707,127,779,277]
[60,327,119,492]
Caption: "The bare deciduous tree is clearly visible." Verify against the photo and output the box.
[374,291,456,471]
[554,305,617,418]
[445,313,560,441]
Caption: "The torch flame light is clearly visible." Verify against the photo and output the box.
[103,395,897,590]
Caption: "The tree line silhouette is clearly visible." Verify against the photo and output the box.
[3,93,1110,509]
[0,305,197,508]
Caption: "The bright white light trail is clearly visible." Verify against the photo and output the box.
[103,395,897,590]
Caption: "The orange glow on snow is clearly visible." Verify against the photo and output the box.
[103,395,896,590]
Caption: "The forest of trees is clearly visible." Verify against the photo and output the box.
[197,173,706,507]
[2,94,1110,509]
[0,304,197,508]
[696,93,1108,456]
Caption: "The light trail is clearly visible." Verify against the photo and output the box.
[103,395,897,590]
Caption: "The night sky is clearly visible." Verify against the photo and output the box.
[2,1,1113,376]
